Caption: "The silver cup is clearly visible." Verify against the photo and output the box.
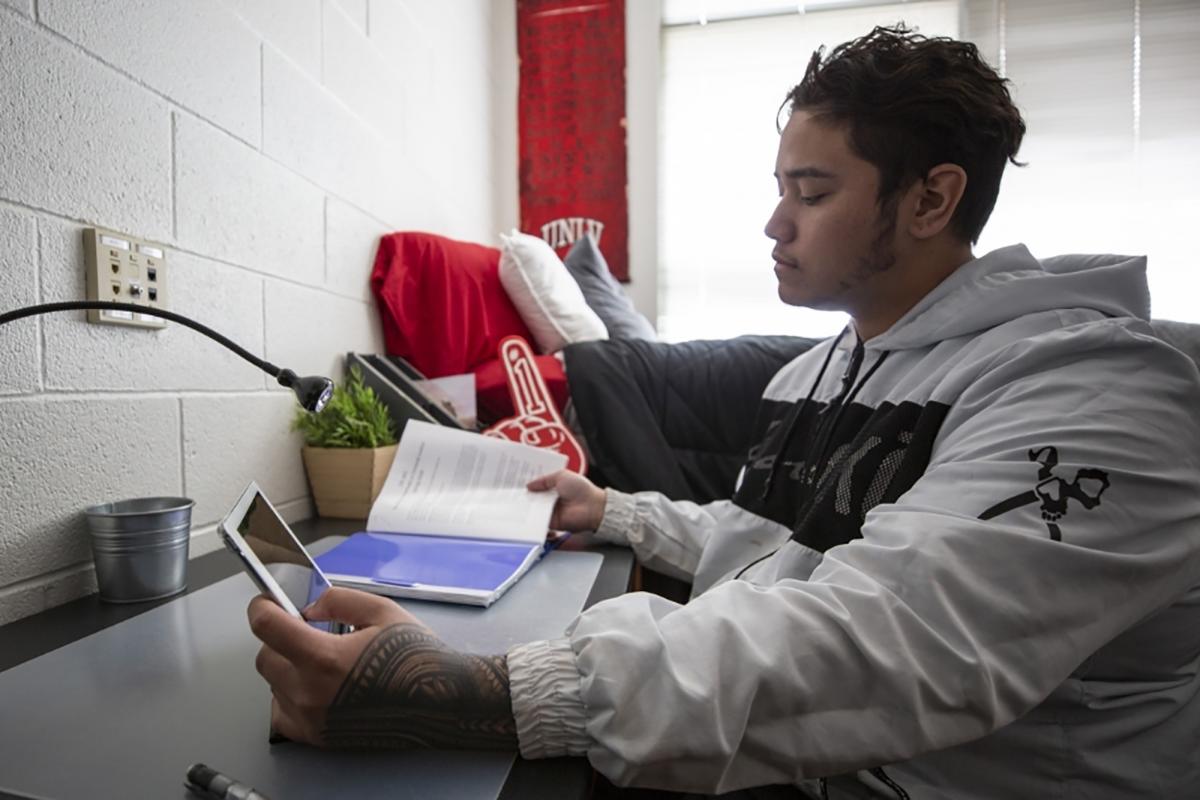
[84,497,195,603]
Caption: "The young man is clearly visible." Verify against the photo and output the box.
[247,27,1200,798]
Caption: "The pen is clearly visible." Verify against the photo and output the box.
[184,763,272,800]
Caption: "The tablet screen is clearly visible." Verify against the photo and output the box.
[235,491,335,632]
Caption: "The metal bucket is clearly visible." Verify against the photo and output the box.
[84,497,195,603]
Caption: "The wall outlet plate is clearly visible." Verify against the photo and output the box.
[83,227,169,329]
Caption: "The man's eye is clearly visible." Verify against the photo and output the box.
[799,194,827,206]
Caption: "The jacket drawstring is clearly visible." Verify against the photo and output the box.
[805,346,891,489]
[758,328,848,501]
[802,337,866,489]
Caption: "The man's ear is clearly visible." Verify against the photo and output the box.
[908,163,968,240]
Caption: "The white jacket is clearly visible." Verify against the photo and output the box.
[507,245,1200,798]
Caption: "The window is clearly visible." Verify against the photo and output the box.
[971,0,1200,325]
[657,0,1200,342]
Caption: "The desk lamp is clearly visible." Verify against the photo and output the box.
[0,301,334,411]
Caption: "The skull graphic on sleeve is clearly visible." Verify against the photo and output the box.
[980,446,1111,540]
[1035,468,1110,522]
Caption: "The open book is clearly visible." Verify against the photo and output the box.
[313,420,568,606]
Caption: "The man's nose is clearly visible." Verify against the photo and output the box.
[764,203,794,242]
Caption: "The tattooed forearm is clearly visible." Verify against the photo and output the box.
[322,623,518,750]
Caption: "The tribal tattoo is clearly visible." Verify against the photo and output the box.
[321,623,517,750]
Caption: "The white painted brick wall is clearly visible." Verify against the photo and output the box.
[0,12,172,240]
[0,0,30,17]
[322,2,404,138]
[182,392,309,527]
[325,197,389,302]
[225,0,322,79]
[262,47,405,225]
[0,0,511,624]
[174,113,324,285]
[264,279,379,381]
[371,0,497,239]
[337,0,368,34]
[379,158,460,237]
[369,2,435,94]
[40,0,262,146]
[0,564,98,628]
[0,208,39,395]
[0,396,182,589]
[370,2,455,214]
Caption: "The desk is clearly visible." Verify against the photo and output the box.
[0,519,634,800]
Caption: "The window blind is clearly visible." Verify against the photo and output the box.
[973,0,1200,324]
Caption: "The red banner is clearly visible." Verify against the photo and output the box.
[517,0,629,282]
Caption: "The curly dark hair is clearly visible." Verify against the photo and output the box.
[783,25,1026,244]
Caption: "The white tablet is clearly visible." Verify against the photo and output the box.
[219,481,338,632]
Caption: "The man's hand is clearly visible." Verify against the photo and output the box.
[527,469,607,532]
[247,587,516,750]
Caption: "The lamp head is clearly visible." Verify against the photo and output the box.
[277,369,334,413]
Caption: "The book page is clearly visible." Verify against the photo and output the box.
[367,421,568,544]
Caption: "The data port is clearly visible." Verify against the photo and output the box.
[84,227,168,329]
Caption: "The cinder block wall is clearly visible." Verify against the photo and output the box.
[0,0,516,624]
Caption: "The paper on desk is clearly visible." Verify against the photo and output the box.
[366,420,567,545]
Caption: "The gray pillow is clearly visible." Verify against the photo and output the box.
[563,237,658,340]
[1150,318,1200,371]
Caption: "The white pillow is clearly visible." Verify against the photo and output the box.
[498,230,609,353]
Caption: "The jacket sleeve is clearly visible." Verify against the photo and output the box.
[594,484,794,585]
[531,323,1200,793]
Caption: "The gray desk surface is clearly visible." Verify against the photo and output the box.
[0,519,635,800]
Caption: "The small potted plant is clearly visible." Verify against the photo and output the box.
[292,365,398,519]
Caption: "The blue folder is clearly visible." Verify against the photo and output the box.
[314,532,545,606]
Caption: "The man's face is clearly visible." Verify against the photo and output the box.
[765,110,900,311]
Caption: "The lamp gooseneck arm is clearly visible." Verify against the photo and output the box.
[0,301,282,377]
[0,301,334,412]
